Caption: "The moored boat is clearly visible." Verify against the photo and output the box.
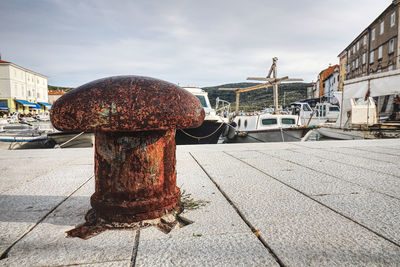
[175,87,229,145]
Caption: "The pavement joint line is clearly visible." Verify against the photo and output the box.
[44,258,129,267]
[292,143,398,164]
[225,151,400,249]
[0,175,94,261]
[285,147,400,179]
[189,152,285,267]
[350,146,400,157]
[256,150,400,202]
[130,230,140,267]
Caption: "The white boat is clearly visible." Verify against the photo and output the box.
[224,112,309,143]
[317,96,400,140]
[175,87,230,145]
[317,68,400,140]
[221,57,312,143]
[289,101,340,127]
[0,124,51,150]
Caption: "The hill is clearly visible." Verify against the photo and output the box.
[48,85,74,92]
[202,82,310,112]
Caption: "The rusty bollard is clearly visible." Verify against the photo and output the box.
[51,75,204,238]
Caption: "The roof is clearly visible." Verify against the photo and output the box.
[320,65,340,81]
[48,90,67,95]
[0,59,47,78]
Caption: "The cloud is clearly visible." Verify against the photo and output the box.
[0,0,392,87]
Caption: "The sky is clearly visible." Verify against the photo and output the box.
[0,0,392,88]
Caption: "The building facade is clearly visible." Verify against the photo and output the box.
[315,64,340,100]
[340,0,400,80]
[323,67,339,104]
[0,59,51,114]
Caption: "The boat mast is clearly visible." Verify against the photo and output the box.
[272,57,279,114]
[219,57,303,116]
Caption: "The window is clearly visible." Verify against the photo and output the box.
[378,46,383,59]
[356,58,359,68]
[353,45,356,53]
[347,64,350,73]
[262,119,277,125]
[389,38,395,54]
[356,42,360,51]
[391,12,396,27]
[370,51,375,64]
[352,61,355,70]
[281,118,295,125]
[329,106,340,112]
[380,21,384,35]
[362,53,366,64]
[303,105,311,111]
[348,51,351,57]
[0,100,8,107]
[195,95,207,108]
[389,64,394,71]
[372,28,376,41]
[363,35,367,46]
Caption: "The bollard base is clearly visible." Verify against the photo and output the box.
[66,208,183,239]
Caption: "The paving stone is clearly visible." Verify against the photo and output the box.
[136,233,279,267]
[137,152,278,265]
[191,150,400,266]
[292,147,400,177]
[0,163,93,256]
[258,148,400,197]
[1,180,135,266]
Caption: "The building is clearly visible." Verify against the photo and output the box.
[340,0,400,80]
[0,59,51,115]
[48,90,66,104]
[323,66,339,103]
[316,64,340,100]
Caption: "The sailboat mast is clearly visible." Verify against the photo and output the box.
[272,58,279,114]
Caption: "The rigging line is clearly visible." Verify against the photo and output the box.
[178,122,226,140]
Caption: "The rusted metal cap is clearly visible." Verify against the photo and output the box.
[50,75,205,132]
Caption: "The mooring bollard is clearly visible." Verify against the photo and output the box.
[51,76,204,234]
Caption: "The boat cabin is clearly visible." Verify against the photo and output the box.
[234,114,300,131]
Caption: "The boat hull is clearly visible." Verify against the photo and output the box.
[175,120,226,145]
[48,132,94,148]
[317,124,400,140]
[223,127,309,143]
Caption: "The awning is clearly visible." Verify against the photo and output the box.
[38,102,52,107]
[15,99,36,107]
[30,103,42,109]
[0,106,9,110]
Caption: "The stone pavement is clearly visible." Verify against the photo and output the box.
[0,139,399,266]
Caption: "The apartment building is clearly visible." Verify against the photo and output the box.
[340,0,400,80]
[0,59,51,114]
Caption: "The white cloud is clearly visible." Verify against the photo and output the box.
[0,0,392,87]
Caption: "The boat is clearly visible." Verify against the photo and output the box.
[221,57,314,143]
[289,101,340,127]
[175,87,230,145]
[317,69,400,140]
[0,124,52,150]
[48,131,95,148]
[225,112,310,143]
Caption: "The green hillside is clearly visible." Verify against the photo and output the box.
[48,85,74,92]
[202,82,310,112]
